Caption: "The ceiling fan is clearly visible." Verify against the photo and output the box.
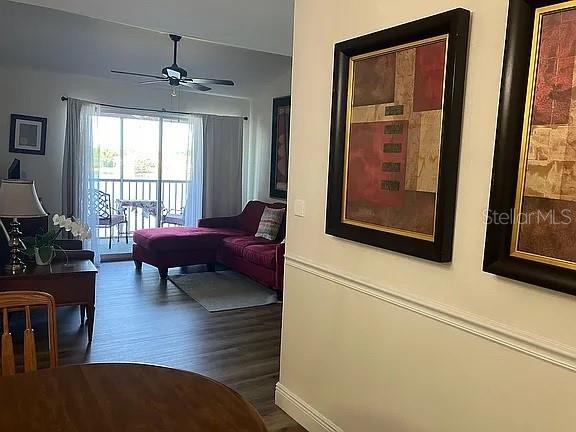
[111,34,235,92]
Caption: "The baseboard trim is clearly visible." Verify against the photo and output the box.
[275,383,343,432]
[285,255,576,372]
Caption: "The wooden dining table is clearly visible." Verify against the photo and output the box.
[0,363,268,431]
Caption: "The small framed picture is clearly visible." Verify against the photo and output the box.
[9,114,47,155]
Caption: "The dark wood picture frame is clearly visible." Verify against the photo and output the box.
[325,9,470,262]
[270,96,291,199]
[484,0,576,296]
[9,114,47,155]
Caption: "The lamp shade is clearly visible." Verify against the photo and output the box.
[0,180,47,218]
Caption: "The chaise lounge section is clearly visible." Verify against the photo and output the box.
[132,200,286,295]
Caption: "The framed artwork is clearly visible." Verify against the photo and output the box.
[270,96,291,199]
[9,114,47,155]
[485,0,576,296]
[325,9,470,262]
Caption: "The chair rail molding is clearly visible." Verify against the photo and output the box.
[284,255,576,372]
[275,382,343,432]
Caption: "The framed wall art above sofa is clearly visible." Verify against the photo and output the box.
[325,8,470,262]
[270,96,291,199]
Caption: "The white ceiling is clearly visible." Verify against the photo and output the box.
[10,0,294,56]
[0,1,292,98]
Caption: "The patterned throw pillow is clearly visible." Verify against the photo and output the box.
[255,207,285,241]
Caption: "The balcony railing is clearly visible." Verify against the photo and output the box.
[96,178,188,237]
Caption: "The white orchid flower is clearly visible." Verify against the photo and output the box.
[52,214,91,240]
[62,219,73,232]
[77,223,91,240]
[52,214,66,227]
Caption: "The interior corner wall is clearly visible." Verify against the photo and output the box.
[0,65,250,215]
[279,1,576,431]
[244,67,292,204]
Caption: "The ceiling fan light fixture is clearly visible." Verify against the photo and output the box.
[163,66,185,80]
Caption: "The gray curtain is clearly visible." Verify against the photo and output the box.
[62,98,83,217]
[202,115,243,217]
[61,98,101,263]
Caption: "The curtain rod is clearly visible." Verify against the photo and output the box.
[60,96,248,120]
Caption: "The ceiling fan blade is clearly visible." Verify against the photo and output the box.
[111,70,166,79]
[180,81,211,91]
[139,79,169,85]
[186,77,235,86]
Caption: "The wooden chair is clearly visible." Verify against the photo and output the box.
[0,291,58,376]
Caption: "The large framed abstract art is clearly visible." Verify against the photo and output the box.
[325,9,470,262]
[485,0,576,296]
[270,96,291,199]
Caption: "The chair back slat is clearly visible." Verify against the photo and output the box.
[23,306,37,373]
[0,292,58,375]
[1,308,15,376]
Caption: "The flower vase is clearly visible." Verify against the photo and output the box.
[35,246,55,266]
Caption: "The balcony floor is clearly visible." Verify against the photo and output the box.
[98,237,133,255]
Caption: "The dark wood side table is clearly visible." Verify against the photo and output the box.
[0,260,97,343]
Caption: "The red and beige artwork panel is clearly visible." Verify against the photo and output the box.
[344,37,446,238]
[274,106,290,191]
[516,7,576,263]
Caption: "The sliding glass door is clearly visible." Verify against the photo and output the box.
[92,109,195,255]
[160,118,192,224]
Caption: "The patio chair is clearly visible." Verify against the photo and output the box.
[161,206,185,226]
[95,190,129,249]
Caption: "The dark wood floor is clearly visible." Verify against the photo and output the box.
[10,261,305,432]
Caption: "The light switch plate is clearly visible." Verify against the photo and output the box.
[294,199,305,217]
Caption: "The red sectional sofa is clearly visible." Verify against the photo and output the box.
[132,201,286,296]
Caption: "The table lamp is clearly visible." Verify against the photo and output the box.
[0,180,47,274]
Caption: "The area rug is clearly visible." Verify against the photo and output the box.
[168,271,278,312]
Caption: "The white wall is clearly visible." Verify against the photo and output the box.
[0,65,249,214]
[279,1,576,431]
